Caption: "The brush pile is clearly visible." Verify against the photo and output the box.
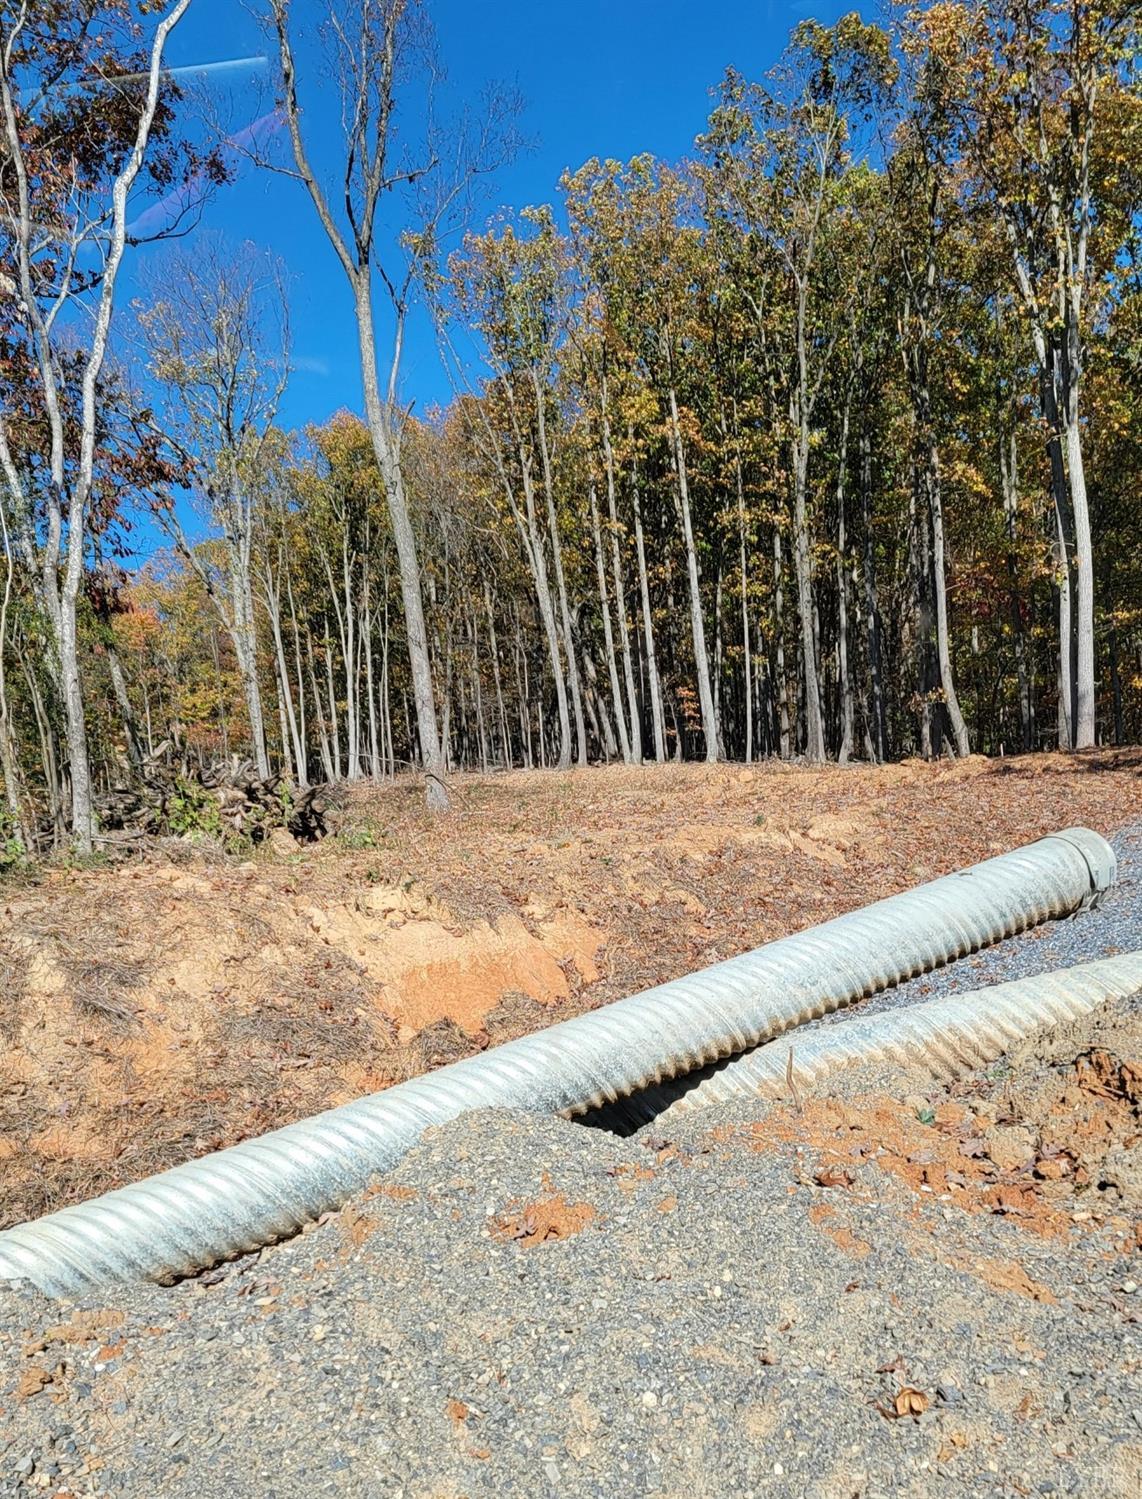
[95,755,331,845]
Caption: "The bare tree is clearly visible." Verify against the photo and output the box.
[0,0,193,850]
[138,238,289,779]
[264,0,518,809]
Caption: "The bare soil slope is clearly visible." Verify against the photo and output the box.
[2,751,1137,1228]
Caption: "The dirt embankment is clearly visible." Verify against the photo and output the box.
[1,750,1137,1227]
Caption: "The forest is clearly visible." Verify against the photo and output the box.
[1,0,1140,851]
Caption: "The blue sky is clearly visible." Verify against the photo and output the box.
[125,0,847,438]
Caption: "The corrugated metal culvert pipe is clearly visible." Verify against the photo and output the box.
[0,827,1115,1297]
[587,950,1142,1133]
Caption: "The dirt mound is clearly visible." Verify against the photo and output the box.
[697,993,1142,1255]
[995,1006,1142,1212]
[299,883,594,1034]
[0,862,603,1226]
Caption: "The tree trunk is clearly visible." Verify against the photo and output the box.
[910,474,934,759]
[712,565,726,757]
[234,571,271,778]
[322,626,342,780]
[354,282,448,808]
[1037,364,1076,748]
[479,394,573,771]
[270,602,307,785]
[306,630,334,782]
[835,399,854,764]
[926,437,970,757]
[790,431,824,761]
[532,373,587,768]
[0,550,28,846]
[1108,619,1124,747]
[860,427,887,761]
[106,633,144,773]
[57,598,94,850]
[470,605,489,772]
[518,456,572,768]
[379,584,394,777]
[667,384,718,762]
[630,440,666,763]
[999,425,1032,752]
[1062,417,1096,748]
[275,673,295,783]
[731,420,753,764]
[483,581,510,768]
[286,567,309,775]
[589,481,631,762]
[339,534,360,781]
[581,646,614,760]
[773,524,790,759]
[20,642,64,842]
[512,607,533,770]
[600,400,641,762]
[364,598,379,778]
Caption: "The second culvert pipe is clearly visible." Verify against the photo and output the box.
[585,950,1142,1132]
[0,827,1115,1297]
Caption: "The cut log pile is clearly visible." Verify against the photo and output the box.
[95,756,331,845]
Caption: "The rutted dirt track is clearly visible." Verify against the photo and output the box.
[1,752,1138,1227]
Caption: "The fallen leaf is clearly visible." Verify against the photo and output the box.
[894,1387,930,1418]
[15,1364,53,1400]
[815,1165,854,1188]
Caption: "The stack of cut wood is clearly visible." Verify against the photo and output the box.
[198,760,329,843]
[96,756,330,845]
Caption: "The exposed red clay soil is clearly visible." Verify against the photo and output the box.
[493,1185,599,1247]
[1,750,1137,1227]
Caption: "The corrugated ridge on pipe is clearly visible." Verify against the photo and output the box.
[588,950,1142,1133]
[0,828,1115,1297]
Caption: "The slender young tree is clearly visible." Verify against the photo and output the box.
[0,0,194,848]
[266,0,518,806]
[139,239,289,779]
